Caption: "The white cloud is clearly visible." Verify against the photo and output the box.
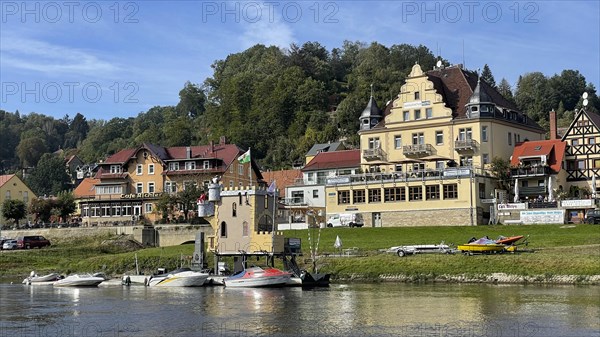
[1,35,119,76]
[239,19,295,49]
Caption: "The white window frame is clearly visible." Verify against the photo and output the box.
[148,164,155,175]
[144,203,153,213]
[482,126,488,142]
[185,161,196,170]
[110,165,122,174]
[136,183,143,193]
[394,135,402,149]
[136,164,143,175]
[203,160,210,169]
[148,182,155,193]
[169,162,179,171]
[435,131,443,145]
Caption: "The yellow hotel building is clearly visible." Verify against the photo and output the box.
[326,63,545,226]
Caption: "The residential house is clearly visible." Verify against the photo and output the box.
[0,174,36,225]
[325,63,545,226]
[78,138,264,226]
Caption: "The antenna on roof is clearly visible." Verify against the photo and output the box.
[462,39,466,69]
[370,83,374,97]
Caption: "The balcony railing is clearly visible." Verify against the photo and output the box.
[293,177,327,186]
[510,166,551,177]
[282,197,308,206]
[518,186,546,196]
[402,144,433,156]
[454,139,478,152]
[324,167,475,186]
[362,148,386,161]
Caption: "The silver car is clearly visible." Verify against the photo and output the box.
[2,239,17,250]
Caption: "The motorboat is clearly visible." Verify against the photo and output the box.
[224,267,291,288]
[300,270,331,287]
[54,274,105,287]
[22,271,62,285]
[495,235,525,245]
[458,237,508,255]
[146,268,209,287]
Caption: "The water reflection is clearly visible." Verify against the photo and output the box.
[0,283,598,337]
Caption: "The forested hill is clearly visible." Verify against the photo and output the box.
[1,41,599,174]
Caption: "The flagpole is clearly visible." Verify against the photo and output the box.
[249,148,252,187]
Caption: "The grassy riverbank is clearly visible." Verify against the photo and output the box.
[1,224,599,283]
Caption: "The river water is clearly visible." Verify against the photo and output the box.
[0,282,598,337]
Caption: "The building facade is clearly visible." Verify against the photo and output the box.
[0,174,36,226]
[326,63,545,226]
[77,139,264,226]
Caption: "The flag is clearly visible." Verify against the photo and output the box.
[267,180,276,195]
[238,149,251,164]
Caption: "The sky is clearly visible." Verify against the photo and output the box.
[1,0,599,121]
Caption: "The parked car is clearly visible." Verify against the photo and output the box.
[16,236,51,249]
[2,239,18,250]
[326,213,364,228]
[585,210,600,224]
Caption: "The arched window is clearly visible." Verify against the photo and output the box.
[242,221,249,237]
[220,221,227,237]
[232,203,237,217]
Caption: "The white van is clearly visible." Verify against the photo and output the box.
[326,213,364,228]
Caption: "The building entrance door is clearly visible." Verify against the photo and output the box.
[373,212,382,227]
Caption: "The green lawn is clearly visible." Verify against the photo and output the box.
[1,224,598,281]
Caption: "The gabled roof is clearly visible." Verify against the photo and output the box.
[262,169,303,197]
[561,109,600,141]
[73,178,100,198]
[98,142,263,181]
[302,150,361,171]
[510,139,566,173]
[306,142,344,156]
[0,174,15,188]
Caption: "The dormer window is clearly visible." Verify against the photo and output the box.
[185,161,196,170]
[109,165,122,174]
[169,162,179,171]
[471,106,478,112]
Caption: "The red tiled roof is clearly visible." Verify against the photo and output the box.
[0,174,15,188]
[262,169,303,197]
[103,148,136,163]
[510,139,566,173]
[73,178,100,198]
[302,150,361,171]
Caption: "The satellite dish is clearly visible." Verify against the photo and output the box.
[583,99,589,107]
[436,60,442,68]
[583,92,589,99]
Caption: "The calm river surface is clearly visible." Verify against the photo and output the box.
[0,282,598,337]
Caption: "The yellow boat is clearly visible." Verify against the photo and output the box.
[457,243,506,254]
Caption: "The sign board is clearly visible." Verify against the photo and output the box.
[326,177,351,185]
[561,199,594,208]
[403,100,431,108]
[520,210,565,224]
[498,203,527,210]
[481,199,496,204]
[443,168,471,177]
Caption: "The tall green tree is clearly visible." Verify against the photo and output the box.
[1,199,27,225]
[481,64,496,88]
[55,191,76,222]
[16,137,48,167]
[177,185,202,221]
[26,153,72,196]
[497,78,514,103]
[29,197,54,223]
[176,82,206,118]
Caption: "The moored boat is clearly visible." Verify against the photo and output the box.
[147,268,209,287]
[23,271,62,285]
[495,235,525,245]
[224,267,291,288]
[54,274,105,287]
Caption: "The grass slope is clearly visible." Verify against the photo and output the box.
[1,225,598,282]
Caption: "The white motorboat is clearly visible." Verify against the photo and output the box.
[147,268,209,287]
[53,274,105,287]
[23,271,62,285]
[224,267,291,288]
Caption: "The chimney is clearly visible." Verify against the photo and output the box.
[549,110,558,140]
[219,136,227,145]
[186,146,191,159]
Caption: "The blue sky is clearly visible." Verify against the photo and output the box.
[1,0,599,121]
